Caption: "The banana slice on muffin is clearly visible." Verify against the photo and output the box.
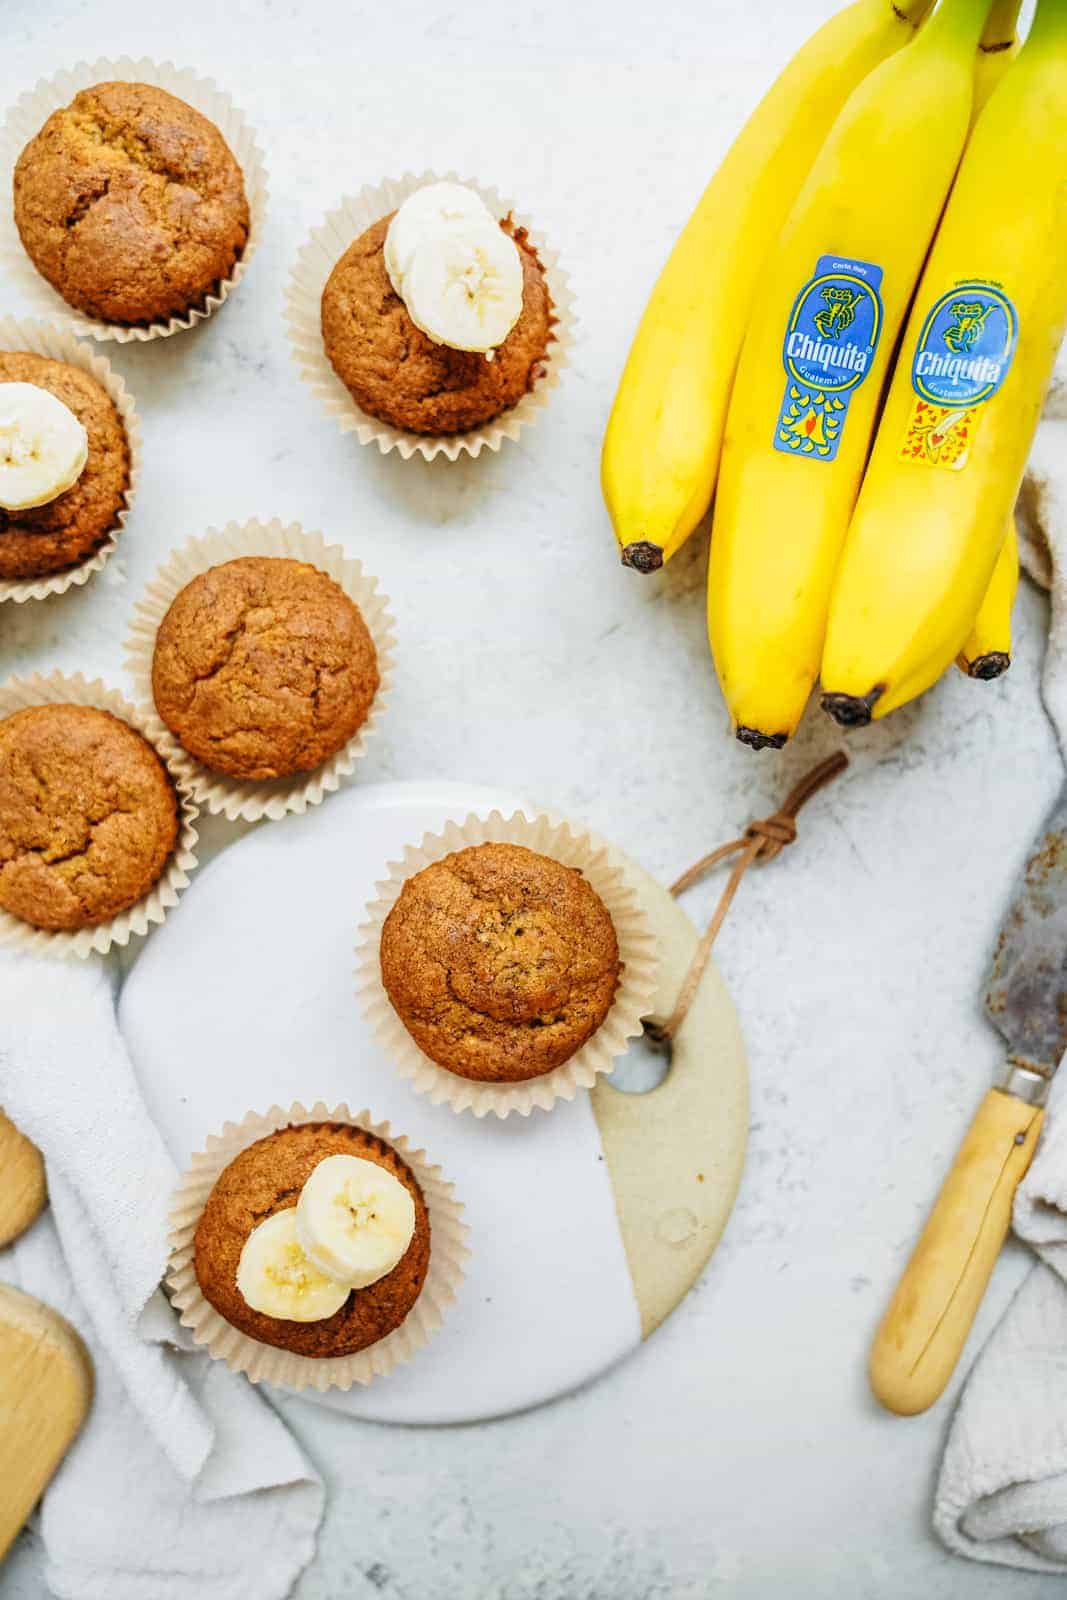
[238,1153,418,1323]
[0,383,87,511]
[237,1211,349,1323]
[383,181,488,287]
[0,352,130,581]
[384,182,523,353]
[296,1154,416,1289]
[403,228,524,353]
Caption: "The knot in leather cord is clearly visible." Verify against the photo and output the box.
[744,814,797,858]
[643,752,848,1050]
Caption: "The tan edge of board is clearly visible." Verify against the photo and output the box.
[0,1283,93,1561]
[592,858,749,1338]
[0,1113,46,1247]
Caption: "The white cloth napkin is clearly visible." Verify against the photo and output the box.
[934,348,1067,1573]
[0,954,324,1600]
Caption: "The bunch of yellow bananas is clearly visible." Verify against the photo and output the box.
[602,0,1067,748]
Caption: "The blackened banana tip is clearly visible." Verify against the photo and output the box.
[620,540,664,574]
[968,652,1011,681]
[821,688,882,728]
[736,726,788,751]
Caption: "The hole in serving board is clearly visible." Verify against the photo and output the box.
[606,1023,672,1095]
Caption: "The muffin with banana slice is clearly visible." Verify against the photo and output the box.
[320,181,553,435]
[380,841,623,1083]
[193,1121,430,1357]
[0,351,130,580]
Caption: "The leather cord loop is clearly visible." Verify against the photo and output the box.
[643,752,848,1049]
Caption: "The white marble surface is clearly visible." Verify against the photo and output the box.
[1,0,1063,1594]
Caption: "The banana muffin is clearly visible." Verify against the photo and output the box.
[193,1122,431,1358]
[321,214,552,435]
[0,351,130,580]
[380,841,622,1082]
[13,81,249,326]
[0,704,178,931]
[151,556,380,781]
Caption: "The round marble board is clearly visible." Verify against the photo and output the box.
[119,781,748,1425]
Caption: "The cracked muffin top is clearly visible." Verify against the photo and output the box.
[0,703,178,932]
[193,1122,431,1359]
[379,842,622,1082]
[0,350,130,581]
[151,556,380,782]
[13,81,249,326]
[320,214,552,436]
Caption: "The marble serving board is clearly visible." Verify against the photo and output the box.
[118,779,748,1425]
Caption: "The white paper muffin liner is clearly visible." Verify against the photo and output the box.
[356,810,660,1118]
[0,316,142,603]
[0,672,199,958]
[123,518,395,823]
[167,1101,468,1392]
[0,58,268,342]
[285,171,575,462]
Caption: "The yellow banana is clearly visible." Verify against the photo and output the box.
[952,3,1023,687]
[957,516,1019,678]
[821,0,1067,727]
[601,0,932,575]
[706,0,993,751]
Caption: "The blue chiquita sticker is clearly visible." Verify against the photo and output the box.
[910,282,1018,407]
[774,254,884,463]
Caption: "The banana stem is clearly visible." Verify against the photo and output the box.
[980,0,1023,47]
[897,0,937,21]
[922,0,1002,49]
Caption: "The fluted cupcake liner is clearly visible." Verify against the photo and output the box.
[0,672,199,958]
[0,317,142,604]
[123,518,395,823]
[0,58,268,342]
[166,1101,468,1392]
[356,810,660,1118]
[285,171,575,462]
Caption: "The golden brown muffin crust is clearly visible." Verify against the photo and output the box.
[380,842,622,1082]
[0,351,130,580]
[13,81,250,325]
[0,704,178,931]
[321,214,552,435]
[151,556,380,781]
[193,1122,431,1358]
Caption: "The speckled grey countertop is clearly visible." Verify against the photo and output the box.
[1,0,1062,1594]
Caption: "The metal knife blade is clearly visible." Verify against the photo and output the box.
[986,790,1067,1083]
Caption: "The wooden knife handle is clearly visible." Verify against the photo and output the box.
[869,1088,1044,1416]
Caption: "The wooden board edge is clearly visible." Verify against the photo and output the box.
[0,1113,46,1248]
[0,1283,94,1408]
[0,1284,93,1561]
